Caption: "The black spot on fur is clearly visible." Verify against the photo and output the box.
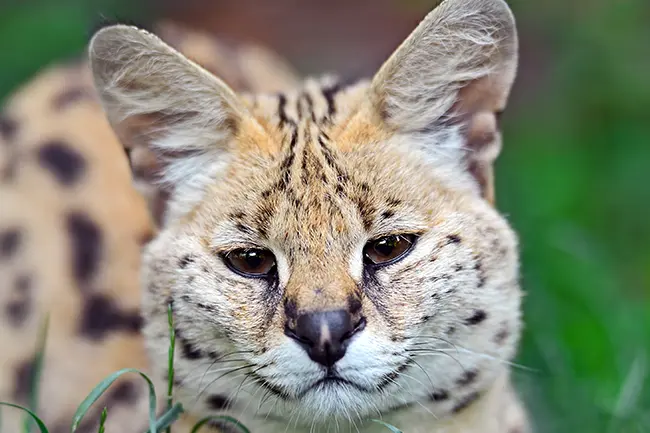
[494,325,510,344]
[446,326,457,335]
[454,263,464,272]
[15,274,31,292]
[13,357,35,402]
[0,227,21,259]
[456,369,478,386]
[179,254,194,268]
[207,394,231,410]
[452,391,480,413]
[79,295,142,340]
[176,329,204,360]
[465,309,487,325]
[6,275,32,326]
[446,234,462,244]
[430,389,449,402]
[381,210,395,219]
[52,87,90,110]
[109,380,138,403]
[38,140,86,186]
[66,212,102,286]
[0,114,18,141]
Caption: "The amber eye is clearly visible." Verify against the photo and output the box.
[363,234,416,266]
[223,248,276,277]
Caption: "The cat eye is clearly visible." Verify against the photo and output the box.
[223,248,276,278]
[363,234,416,266]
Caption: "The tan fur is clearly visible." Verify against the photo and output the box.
[1,1,529,432]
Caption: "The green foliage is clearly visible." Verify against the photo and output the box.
[0,404,49,433]
[71,368,158,433]
[166,305,176,433]
[97,408,107,433]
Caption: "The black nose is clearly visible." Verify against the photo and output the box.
[285,310,366,367]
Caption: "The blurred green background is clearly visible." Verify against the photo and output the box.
[1,0,648,431]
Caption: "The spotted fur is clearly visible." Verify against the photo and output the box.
[0,1,530,432]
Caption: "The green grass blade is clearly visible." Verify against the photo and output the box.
[0,403,49,433]
[24,315,49,433]
[97,408,107,433]
[166,304,176,433]
[142,403,184,433]
[71,368,157,433]
[371,419,403,433]
[190,415,251,433]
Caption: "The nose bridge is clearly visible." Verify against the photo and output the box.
[285,259,358,314]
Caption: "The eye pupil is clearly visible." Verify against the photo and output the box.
[374,237,398,257]
[224,248,276,278]
[364,234,416,266]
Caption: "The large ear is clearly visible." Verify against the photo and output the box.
[89,25,255,225]
[369,0,518,203]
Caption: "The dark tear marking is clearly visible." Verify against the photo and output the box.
[52,87,91,110]
[0,227,22,259]
[465,309,487,325]
[347,294,362,315]
[66,212,102,287]
[362,268,397,326]
[13,356,36,402]
[451,391,480,413]
[284,298,298,321]
[38,140,86,186]
[0,114,18,141]
[79,295,142,340]
[430,389,449,402]
[456,369,478,386]
[207,394,232,410]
